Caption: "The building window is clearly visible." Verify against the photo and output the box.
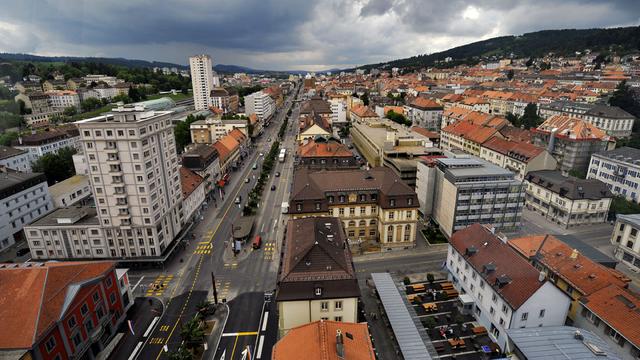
[315,287,322,296]
[296,204,302,211]
[110,292,117,304]
[521,312,528,321]
[338,208,344,216]
[334,316,342,322]
[390,199,396,207]
[80,304,89,315]
[106,277,113,288]
[492,293,497,303]
[72,333,82,347]
[406,210,412,219]
[45,337,56,352]
[92,292,100,302]
[321,301,329,311]
[388,212,394,220]
[335,301,343,310]
[349,207,355,216]
[407,198,413,205]
[539,309,545,318]
[387,225,393,242]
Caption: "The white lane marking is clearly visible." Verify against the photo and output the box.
[256,336,265,359]
[219,349,226,360]
[142,316,159,338]
[128,341,144,360]
[261,223,265,232]
[261,312,269,332]
[131,276,145,292]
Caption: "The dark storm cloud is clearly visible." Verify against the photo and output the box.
[0,0,638,70]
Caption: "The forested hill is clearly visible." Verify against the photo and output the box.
[359,26,640,71]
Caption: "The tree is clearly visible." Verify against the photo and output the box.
[17,99,30,115]
[360,92,369,106]
[174,114,204,152]
[112,94,132,104]
[169,346,193,360]
[505,112,520,127]
[609,80,640,118]
[81,98,103,113]
[181,86,189,95]
[128,86,144,102]
[506,69,514,80]
[525,57,534,67]
[63,106,77,117]
[196,300,213,316]
[386,110,411,126]
[31,147,77,185]
[520,103,543,129]
[0,111,23,131]
[180,315,205,349]
[0,131,19,146]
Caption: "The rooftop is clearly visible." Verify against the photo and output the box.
[180,167,204,199]
[506,326,622,360]
[48,175,89,199]
[525,170,612,200]
[593,146,640,164]
[272,321,375,360]
[29,207,100,227]
[298,138,354,158]
[535,114,609,141]
[482,137,545,163]
[449,224,545,310]
[0,170,47,197]
[437,156,516,179]
[0,146,26,161]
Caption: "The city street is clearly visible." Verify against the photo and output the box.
[111,84,301,360]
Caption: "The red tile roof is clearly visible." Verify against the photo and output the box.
[351,105,378,118]
[298,139,353,158]
[411,127,440,139]
[211,142,230,163]
[228,128,246,144]
[180,166,204,199]
[409,97,442,110]
[581,285,640,348]
[508,235,629,296]
[273,321,375,360]
[443,121,500,145]
[449,224,545,309]
[0,261,114,350]
[535,115,609,141]
[482,137,545,163]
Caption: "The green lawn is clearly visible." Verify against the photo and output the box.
[146,92,191,102]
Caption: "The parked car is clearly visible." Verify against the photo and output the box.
[252,235,262,249]
[235,196,242,204]
[271,185,276,191]
[245,178,250,183]
[275,172,280,177]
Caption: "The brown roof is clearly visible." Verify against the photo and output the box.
[298,139,354,158]
[449,224,545,309]
[482,137,545,163]
[508,235,629,296]
[411,127,440,140]
[442,121,500,145]
[212,141,230,163]
[535,114,609,141]
[409,97,442,110]
[0,145,27,160]
[180,166,204,199]
[228,128,246,143]
[580,285,640,348]
[218,133,240,155]
[500,126,533,143]
[300,97,332,115]
[278,217,360,301]
[0,261,114,350]
[351,105,378,118]
[12,130,72,146]
[273,321,375,360]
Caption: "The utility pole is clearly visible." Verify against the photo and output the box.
[211,272,218,304]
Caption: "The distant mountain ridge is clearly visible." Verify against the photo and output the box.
[0,52,323,75]
[359,26,640,71]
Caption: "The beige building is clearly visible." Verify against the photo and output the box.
[525,170,612,228]
[480,137,558,181]
[190,117,248,144]
[611,214,640,273]
[48,174,92,208]
[289,167,419,251]
[277,217,360,336]
[189,54,216,111]
[25,105,184,260]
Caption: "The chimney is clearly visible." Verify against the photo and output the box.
[336,329,345,359]
[570,249,579,259]
[547,128,558,152]
[538,271,546,282]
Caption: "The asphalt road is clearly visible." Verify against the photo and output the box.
[116,84,302,360]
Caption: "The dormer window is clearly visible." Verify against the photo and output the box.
[339,195,345,203]
[315,287,322,296]
[328,196,334,203]
[360,194,366,201]
[390,199,396,207]
[407,198,413,206]
[296,204,302,211]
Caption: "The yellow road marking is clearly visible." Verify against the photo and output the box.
[230,335,240,360]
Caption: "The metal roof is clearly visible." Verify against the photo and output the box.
[371,273,434,360]
[507,326,621,360]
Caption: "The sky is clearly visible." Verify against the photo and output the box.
[0,0,639,71]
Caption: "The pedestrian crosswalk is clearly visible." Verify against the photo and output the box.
[214,278,231,300]
[263,242,275,260]
[145,274,173,297]
[150,337,164,345]
[159,325,170,332]
[195,242,212,255]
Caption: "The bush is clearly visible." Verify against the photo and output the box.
[422,317,437,329]
[427,273,435,284]
[403,277,410,285]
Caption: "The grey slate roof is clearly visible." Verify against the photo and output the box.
[507,326,622,360]
[585,104,635,119]
[525,170,612,200]
[0,146,27,160]
[593,146,640,164]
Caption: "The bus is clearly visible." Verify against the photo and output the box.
[278,148,286,163]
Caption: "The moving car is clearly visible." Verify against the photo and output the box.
[245,178,250,183]
[271,185,276,191]
[275,172,280,177]
[235,196,242,204]
[253,163,258,170]
[252,235,262,249]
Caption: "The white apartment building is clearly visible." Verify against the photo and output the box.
[190,117,248,144]
[588,147,640,203]
[447,223,571,350]
[189,54,215,111]
[0,146,31,172]
[93,86,118,100]
[403,97,443,130]
[13,130,80,163]
[329,98,347,125]
[417,154,525,238]
[0,170,53,251]
[244,91,275,121]
[525,170,612,228]
[611,214,640,273]
[25,105,184,261]
[48,174,92,208]
[277,217,360,337]
[83,75,119,86]
[46,90,80,110]
[539,101,635,138]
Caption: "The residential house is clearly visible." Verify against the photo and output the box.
[46,90,80,110]
[446,224,571,350]
[539,101,635,138]
[0,170,52,251]
[588,147,640,203]
[298,114,332,143]
[0,261,132,360]
[298,137,358,169]
[574,285,640,360]
[403,97,443,130]
[440,121,503,156]
[508,233,630,323]
[210,87,239,114]
[12,128,80,163]
[524,170,612,228]
[480,137,557,181]
[48,174,92,208]
[42,79,68,92]
[272,321,375,360]
[0,146,31,172]
[180,167,205,222]
[15,81,42,94]
[350,106,379,123]
[532,115,612,174]
[289,167,419,250]
[610,214,640,273]
[190,116,249,144]
[277,217,360,336]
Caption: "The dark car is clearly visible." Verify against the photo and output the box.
[275,172,280,177]
[271,185,276,191]
[16,248,30,257]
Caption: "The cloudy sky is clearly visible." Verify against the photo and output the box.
[1,0,639,71]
